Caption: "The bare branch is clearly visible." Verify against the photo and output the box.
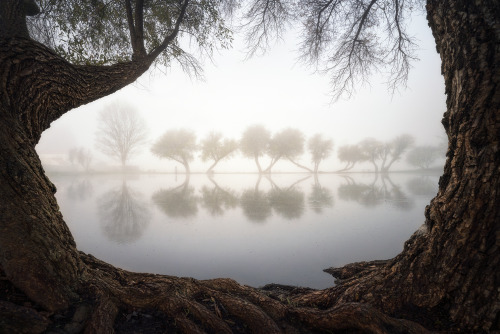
[242,0,295,57]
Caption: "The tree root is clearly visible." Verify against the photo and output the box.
[1,255,434,333]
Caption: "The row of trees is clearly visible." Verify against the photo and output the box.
[92,104,335,174]
[337,135,446,173]
[91,105,443,174]
[151,125,334,174]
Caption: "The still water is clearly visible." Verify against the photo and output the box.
[50,172,439,289]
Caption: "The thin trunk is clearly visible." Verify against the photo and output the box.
[254,154,263,173]
[206,158,220,174]
[263,155,280,173]
[287,157,313,173]
[370,159,379,173]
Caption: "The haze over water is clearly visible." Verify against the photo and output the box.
[52,172,439,289]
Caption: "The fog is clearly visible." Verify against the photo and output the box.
[36,13,446,174]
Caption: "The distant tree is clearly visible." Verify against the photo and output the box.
[406,146,440,169]
[240,125,271,173]
[151,129,197,174]
[266,128,307,173]
[359,138,384,173]
[380,134,415,172]
[68,147,93,172]
[337,144,367,172]
[95,103,148,168]
[200,132,238,174]
[308,134,334,173]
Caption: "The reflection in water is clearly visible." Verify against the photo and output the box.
[67,178,93,200]
[338,175,414,210]
[240,189,272,222]
[268,187,305,219]
[200,177,239,216]
[52,173,437,289]
[381,176,414,211]
[152,175,198,218]
[407,176,439,196]
[98,181,151,244]
[308,176,334,214]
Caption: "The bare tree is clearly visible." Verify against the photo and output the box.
[95,103,148,168]
[68,147,93,172]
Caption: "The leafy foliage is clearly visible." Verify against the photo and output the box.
[151,129,197,172]
[28,0,234,67]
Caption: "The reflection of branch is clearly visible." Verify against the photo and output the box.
[240,188,272,223]
[338,175,414,210]
[268,187,305,219]
[201,176,239,217]
[288,174,312,190]
[309,180,334,214]
[152,176,198,219]
[67,178,93,200]
[406,176,438,196]
[98,181,151,244]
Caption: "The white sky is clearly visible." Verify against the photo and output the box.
[36,13,446,173]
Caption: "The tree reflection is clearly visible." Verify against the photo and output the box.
[200,176,239,216]
[98,181,151,244]
[267,176,306,219]
[406,176,439,196]
[152,175,198,219]
[338,175,382,207]
[338,175,414,210]
[381,175,414,211]
[240,176,272,222]
[308,175,334,214]
[67,178,93,200]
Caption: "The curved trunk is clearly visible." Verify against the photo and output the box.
[287,157,313,173]
[0,36,154,311]
[312,1,499,330]
[407,1,499,327]
[254,154,263,173]
[0,110,82,312]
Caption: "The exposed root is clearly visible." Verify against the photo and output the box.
[1,255,438,333]
[323,260,391,284]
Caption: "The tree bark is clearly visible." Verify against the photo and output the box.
[303,1,500,330]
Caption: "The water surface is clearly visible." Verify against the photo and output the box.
[51,172,439,289]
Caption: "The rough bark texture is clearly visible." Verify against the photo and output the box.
[1,0,499,332]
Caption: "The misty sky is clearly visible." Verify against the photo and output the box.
[36,13,446,173]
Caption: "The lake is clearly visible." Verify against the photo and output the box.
[49,172,440,290]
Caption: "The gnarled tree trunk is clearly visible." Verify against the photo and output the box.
[0,0,499,332]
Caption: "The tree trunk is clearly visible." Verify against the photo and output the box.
[287,157,314,173]
[311,1,500,330]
